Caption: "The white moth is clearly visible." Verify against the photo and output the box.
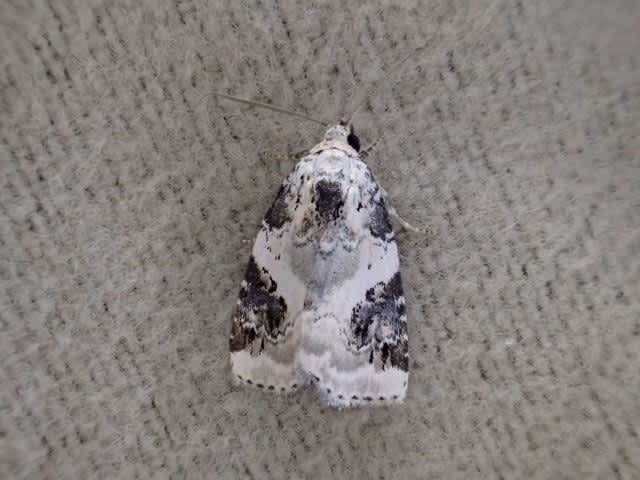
[222,47,424,408]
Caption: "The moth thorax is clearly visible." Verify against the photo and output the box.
[323,125,350,142]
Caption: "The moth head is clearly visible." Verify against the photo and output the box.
[323,124,360,152]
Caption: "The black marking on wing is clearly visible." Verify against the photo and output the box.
[368,196,393,240]
[263,182,292,230]
[230,256,288,352]
[348,272,408,371]
[360,168,393,241]
[315,179,344,222]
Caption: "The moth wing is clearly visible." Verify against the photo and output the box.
[230,153,409,406]
[297,162,409,407]
[229,166,308,392]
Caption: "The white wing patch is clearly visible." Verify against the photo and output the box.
[230,141,409,407]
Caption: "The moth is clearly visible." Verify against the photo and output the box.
[221,47,425,408]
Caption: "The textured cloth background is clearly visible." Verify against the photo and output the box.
[1,0,639,478]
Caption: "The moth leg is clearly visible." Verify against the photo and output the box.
[380,187,428,234]
[388,204,425,233]
[262,149,309,164]
[361,134,385,157]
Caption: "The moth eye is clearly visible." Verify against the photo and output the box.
[347,133,360,152]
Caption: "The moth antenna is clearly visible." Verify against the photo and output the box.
[214,92,329,127]
[344,43,429,127]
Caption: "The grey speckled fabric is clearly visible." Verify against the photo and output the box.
[1,1,639,478]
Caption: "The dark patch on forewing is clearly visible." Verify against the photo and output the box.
[315,179,344,222]
[369,196,394,240]
[348,272,408,371]
[264,182,292,230]
[360,168,393,240]
[230,256,288,352]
